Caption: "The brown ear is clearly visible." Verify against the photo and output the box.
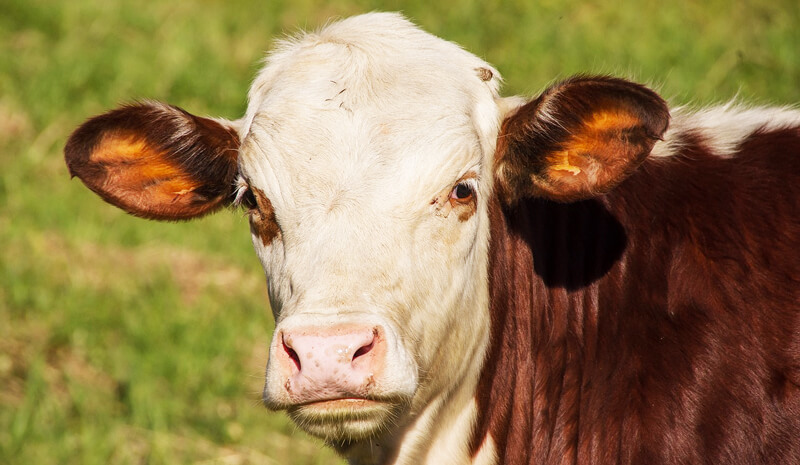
[495,76,669,204]
[64,102,240,220]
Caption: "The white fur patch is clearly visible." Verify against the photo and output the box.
[236,13,497,464]
[654,103,800,158]
[472,434,498,465]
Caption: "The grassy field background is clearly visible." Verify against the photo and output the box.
[1,0,798,464]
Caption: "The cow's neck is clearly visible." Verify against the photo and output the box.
[471,194,627,464]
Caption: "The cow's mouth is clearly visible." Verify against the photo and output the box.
[286,397,406,441]
[299,397,380,410]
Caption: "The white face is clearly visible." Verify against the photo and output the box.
[236,13,503,443]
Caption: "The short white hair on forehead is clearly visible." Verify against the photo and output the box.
[237,12,508,237]
[241,12,503,140]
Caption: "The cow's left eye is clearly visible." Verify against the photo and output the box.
[234,187,258,211]
[450,182,474,203]
[241,188,258,211]
[234,177,259,211]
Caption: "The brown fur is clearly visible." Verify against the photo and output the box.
[471,127,800,464]
[64,102,240,220]
[248,186,281,246]
[495,76,669,205]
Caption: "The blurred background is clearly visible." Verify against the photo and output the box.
[1,0,797,463]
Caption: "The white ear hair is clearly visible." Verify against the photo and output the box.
[496,96,528,120]
[210,116,246,138]
[232,175,249,207]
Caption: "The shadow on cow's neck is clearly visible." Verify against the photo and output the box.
[502,197,627,290]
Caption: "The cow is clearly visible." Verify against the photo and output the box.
[64,12,800,465]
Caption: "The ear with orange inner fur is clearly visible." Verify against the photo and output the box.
[65,102,241,220]
[494,76,670,205]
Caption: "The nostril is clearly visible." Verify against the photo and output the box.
[282,338,301,371]
[352,340,374,360]
[353,326,380,361]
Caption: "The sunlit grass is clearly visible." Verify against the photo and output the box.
[1,0,797,463]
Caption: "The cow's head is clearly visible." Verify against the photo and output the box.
[65,12,667,452]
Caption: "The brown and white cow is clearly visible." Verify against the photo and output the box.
[64,12,800,465]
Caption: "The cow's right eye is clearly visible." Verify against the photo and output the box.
[240,188,258,211]
[234,177,259,211]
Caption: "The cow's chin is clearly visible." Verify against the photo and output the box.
[286,397,406,442]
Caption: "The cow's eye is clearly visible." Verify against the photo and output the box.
[234,178,259,211]
[450,182,474,203]
[241,188,258,210]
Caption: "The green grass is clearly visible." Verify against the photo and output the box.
[1,0,797,463]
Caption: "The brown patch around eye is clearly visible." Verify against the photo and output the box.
[248,186,280,246]
[456,201,477,222]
